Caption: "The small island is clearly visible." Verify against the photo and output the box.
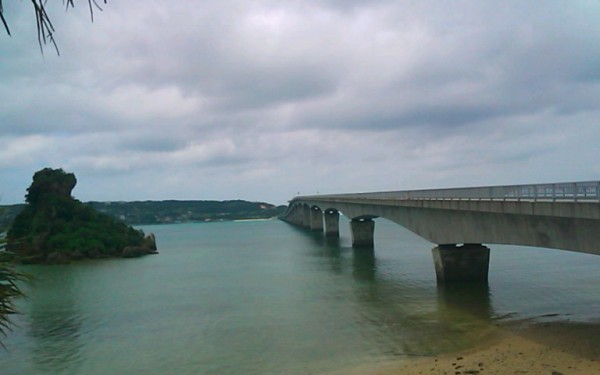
[6,168,157,264]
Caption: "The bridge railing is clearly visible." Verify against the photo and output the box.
[305,181,600,202]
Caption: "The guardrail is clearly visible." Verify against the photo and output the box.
[299,181,600,202]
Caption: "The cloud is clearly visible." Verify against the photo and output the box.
[100,84,203,120]
[0,135,55,168]
[1,1,600,205]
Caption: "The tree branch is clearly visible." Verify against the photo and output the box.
[0,1,10,36]
[0,0,108,55]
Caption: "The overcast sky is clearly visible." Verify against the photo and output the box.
[1,1,599,205]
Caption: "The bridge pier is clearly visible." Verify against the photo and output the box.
[310,207,324,231]
[350,218,375,248]
[283,206,300,226]
[432,244,490,283]
[292,206,303,226]
[324,209,339,237]
[302,205,311,228]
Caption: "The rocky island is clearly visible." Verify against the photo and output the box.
[5,168,157,264]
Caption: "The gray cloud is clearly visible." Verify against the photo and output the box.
[1,1,600,205]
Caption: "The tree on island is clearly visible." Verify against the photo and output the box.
[6,168,157,264]
[1,0,109,344]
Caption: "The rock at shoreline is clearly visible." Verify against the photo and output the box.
[122,234,159,258]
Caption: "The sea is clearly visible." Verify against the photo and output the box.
[0,218,599,375]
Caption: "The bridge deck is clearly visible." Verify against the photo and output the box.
[299,181,600,202]
[281,181,600,282]
[282,181,600,255]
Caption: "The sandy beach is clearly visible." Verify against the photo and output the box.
[329,320,600,375]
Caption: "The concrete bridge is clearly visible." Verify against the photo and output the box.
[279,181,600,283]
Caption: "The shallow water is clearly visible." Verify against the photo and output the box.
[1,219,599,374]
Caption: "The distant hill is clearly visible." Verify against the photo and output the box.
[86,200,287,225]
[0,205,25,233]
[1,200,286,230]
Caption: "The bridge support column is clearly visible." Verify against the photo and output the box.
[432,244,490,283]
[294,207,304,227]
[350,218,375,248]
[290,207,302,226]
[324,210,339,237]
[310,207,324,231]
[302,205,311,228]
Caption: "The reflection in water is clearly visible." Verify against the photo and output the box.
[303,230,346,275]
[324,235,341,248]
[322,238,344,275]
[26,268,84,374]
[432,282,496,352]
[346,244,495,356]
[437,283,493,322]
[352,248,376,281]
[295,221,499,357]
[348,246,440,356]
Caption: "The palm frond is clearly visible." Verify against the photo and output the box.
[0,253,28,345]
[1,1,109,54]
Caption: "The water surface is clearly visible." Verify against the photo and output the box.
[1,219,599,374]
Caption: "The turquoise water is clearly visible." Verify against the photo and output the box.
[1,219,599,374]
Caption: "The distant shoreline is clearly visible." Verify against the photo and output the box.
[233,218,275,222]
[133,217,278,226]
[1,200,286,230]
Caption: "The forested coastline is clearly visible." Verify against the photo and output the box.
[1,200,286,231]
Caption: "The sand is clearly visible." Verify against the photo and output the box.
[328,320,600,375]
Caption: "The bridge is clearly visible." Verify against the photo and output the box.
[279,181,600,283]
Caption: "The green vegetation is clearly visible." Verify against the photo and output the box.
[5,168,156,264]
[2,200,286,228]
[0,253,25,343]
[0,214,27,345]
[88,200,286,225]
[2,200,286,229]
